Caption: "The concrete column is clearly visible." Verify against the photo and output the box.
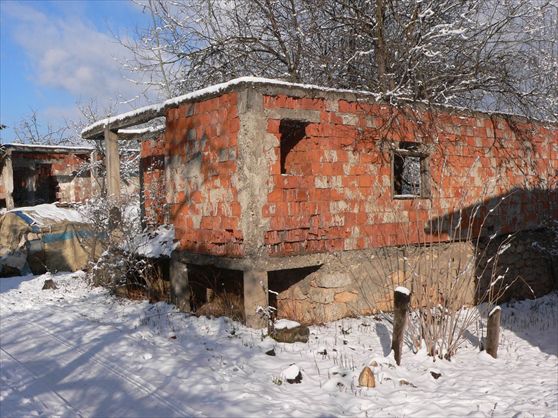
[170,255,191,312]
[2,151,14,209]
[90,150,101,196]
[243,270,268,328]
[104,126,121,199]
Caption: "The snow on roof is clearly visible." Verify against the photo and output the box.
[81,77,381,138]
[82,76,557,140]
[117,125,165,135]
[3,143,94,152]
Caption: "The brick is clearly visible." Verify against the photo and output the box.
[142,85,557,259]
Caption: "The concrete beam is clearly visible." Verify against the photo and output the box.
[104,127,121,199]
[82,107,165,140]
[243,270,268,328]
[171,249,327,272]
[263,107,321,123]
[117,125,166,141]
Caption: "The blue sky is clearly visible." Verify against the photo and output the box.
[0,0,152,142]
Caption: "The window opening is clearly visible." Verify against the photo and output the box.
[393,141,428,198]
[279,119,309,175]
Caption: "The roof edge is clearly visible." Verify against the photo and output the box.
[2,143,95,153]
[81,76,558,140]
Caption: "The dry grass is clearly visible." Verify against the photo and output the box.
[196,291,245,322]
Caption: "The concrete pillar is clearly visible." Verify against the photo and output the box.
[170,255,191,312]
[138,150,146,229]
[104,126,121,199]
[1,151,14,209]
[90,150,101,196]
[243,270,268,328]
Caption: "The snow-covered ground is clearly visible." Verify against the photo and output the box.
[1,272,557,417]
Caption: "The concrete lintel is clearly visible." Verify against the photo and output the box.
[264,108,321,123]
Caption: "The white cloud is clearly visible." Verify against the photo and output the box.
[3,2,150,118]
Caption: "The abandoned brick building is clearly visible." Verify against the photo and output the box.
[0,143,97,209]
[82,77,558,327]
[0,143,141,210]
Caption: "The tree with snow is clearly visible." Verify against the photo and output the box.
[122,0,557,120]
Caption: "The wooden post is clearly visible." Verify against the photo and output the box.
[486,306,501,358]
[104,126,121,199]
[392,286,411,366]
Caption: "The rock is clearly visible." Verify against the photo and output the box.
[358,366,376,388]
[42,279,58,290]
[320,303,349,323]
[287,371,302,384]
[265,348,276,356]
[271,325,310,343]
[274,319,301,330]
[281,364,302,384]
[315,272,352,288]
[334,291,358,303]
[308,287,335,304]
[399,378,417,388]
[430,370,442,380]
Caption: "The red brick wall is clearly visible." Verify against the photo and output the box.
[51,153,92,202]
[141,88,557,260]
[262,95,558,257]
[12,151,93,203]
[149,92,244,256]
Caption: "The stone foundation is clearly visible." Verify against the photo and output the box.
[171,227,557,326]
[476,227,558,302]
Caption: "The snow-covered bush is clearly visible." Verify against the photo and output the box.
[356,188,520,361]
[77,194,172,301]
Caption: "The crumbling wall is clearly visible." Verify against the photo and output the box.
[140,82,557,325]
[51,153,93,203]
[261,93,558,257]
[5,151,94,207]
[161,92,244,256]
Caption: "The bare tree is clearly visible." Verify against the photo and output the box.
[120,0,557,120]
[11,110,83,145]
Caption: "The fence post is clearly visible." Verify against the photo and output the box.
[486,306,501,358]
[392,286,411,366]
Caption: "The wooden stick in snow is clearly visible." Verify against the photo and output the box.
[486,306,501,358]
[392,286,411,366]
